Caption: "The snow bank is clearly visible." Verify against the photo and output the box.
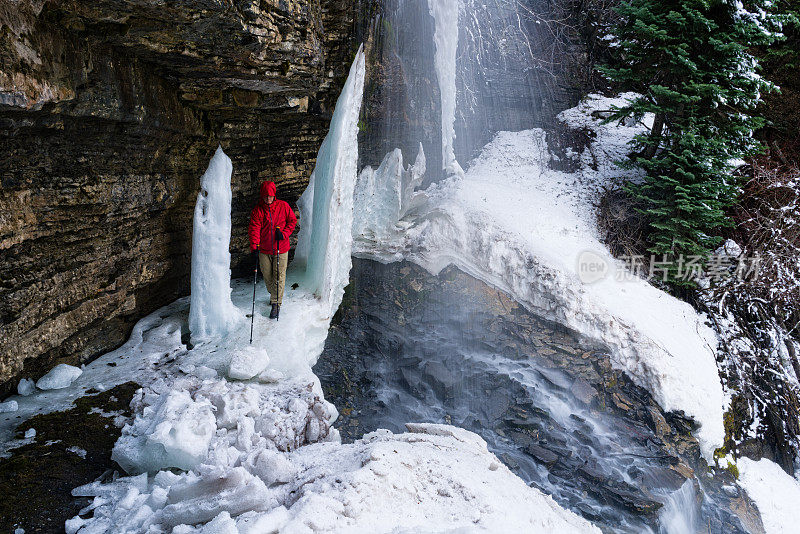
[73,421,597,533]
[738,458,800,534]
[189,146,241,340]
[354,93,725,459]
[36,364,83,390]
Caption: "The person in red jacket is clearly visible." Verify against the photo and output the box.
[249,180,297,319]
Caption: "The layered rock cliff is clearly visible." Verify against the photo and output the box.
[0,0,361,392]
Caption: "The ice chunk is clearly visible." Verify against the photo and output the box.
[0,400,18,413]
[295,45,366,318]
[160,467,272,529]
[353,144,426,241]
[17,378,35,396]
[24,428,36,438]
[189,146,241,340]
[227,346,270,380]
[112,389,216,474]
[209,386,260,430]
[198,511,238,534]
[36,364,82,390]
[67,445,87,458]
[180,363,218,380]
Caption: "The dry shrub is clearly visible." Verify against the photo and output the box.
[596,184,649,260]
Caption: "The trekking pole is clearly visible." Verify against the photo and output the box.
[249,252,258,344]
[274,232,280,322]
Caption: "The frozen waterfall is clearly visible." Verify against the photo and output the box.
[427,0,463,176]
[295,45,366,318]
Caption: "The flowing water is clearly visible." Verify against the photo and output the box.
[315,259,752,533]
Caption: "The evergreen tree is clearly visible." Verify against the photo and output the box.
[599,0,778,284]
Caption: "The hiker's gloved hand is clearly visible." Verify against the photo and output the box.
[250,249,259,261]
[274,228,284,242]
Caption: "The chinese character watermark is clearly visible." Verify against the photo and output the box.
[577,251,762,284]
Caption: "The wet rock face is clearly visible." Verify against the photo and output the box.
[0,0,358,391]
[316,259,763,533]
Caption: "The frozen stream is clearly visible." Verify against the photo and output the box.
[315,258,754,533]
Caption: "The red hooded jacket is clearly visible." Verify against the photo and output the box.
[249,181,297,255]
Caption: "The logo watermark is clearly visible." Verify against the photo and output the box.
[577,251,610,284]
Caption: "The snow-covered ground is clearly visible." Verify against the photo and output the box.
[738,458,800,534]
[354,93,725,460]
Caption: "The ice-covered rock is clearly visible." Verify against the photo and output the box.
[17,378,35,396]
[354,94,726,459]
[36,364,82,390]
[189,146,241,340]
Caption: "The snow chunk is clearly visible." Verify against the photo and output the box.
[227,346,270,380]
[67,445,87,459]
[24,428,35,439]
[0,400,18,413]
[738,458,800,534]
[189,146,242,341]
[17,378,35,396]
[112,388,216,474]
[36,364,82,390]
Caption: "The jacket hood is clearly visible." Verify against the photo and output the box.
[259,181,277,200]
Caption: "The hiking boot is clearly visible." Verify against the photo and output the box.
[274,304,280,319]
[269,303,278,319]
